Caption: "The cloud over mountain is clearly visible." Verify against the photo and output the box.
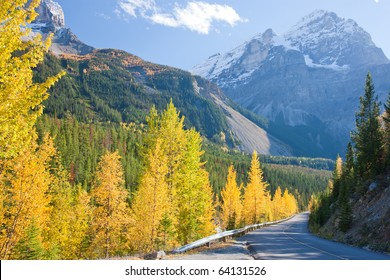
[117,0,245,34]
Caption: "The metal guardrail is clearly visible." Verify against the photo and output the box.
[172,215,295,254]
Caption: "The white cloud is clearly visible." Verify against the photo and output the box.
[374,0,379,3]
[117,0,245,34]
[118,0,156,17]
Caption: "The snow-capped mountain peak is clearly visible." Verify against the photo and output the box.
[192,10,389,86]
[192,28,296,86]
[29,0,94,55]
[31,0,65,33]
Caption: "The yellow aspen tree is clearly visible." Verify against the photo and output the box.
[0,135,55,259]
[175,129,215,244]
[44,162,91,259]
[158,100,187,193]
[0,0,64,159]
[130,139,171,253]
[334,156,343,181]
[44,165,74,259]
[69,186,92,259]
[282,189,298,217]
[221,165,242,230]
[90,151,129,259]
[242,151,270,225]
[272,186,283,220]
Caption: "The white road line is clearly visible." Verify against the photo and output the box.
[282,222,348,260]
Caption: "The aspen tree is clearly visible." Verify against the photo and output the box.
[242,151,270,225]
[90,151,129,258]
[130,139,171,252]
[272,186,283,220]
[221,165,242,230]
[175,129,215,244]
[0,136,55,259]
[0,0,64,159]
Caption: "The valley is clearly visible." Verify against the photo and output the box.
[0,0,389,261]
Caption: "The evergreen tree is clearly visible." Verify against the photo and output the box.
[338,183,352,232]
[221,165,243,230]
[13,221,44,260]
[351,73,383,180]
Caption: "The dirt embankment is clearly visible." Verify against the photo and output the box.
[319,177,390,253]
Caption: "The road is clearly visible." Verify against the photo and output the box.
[171,212,390,260]
[237,212,390,260]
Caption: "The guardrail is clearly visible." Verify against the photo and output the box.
[172,215,295,254]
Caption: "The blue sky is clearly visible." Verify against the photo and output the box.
[55,0,390,70]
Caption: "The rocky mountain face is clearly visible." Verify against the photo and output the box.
[192,10,390,157]
[31,0,292,156]
[30,0,94,55]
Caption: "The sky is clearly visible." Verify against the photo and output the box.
[55,0,390,70]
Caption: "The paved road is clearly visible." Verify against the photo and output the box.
[238,212,390,260]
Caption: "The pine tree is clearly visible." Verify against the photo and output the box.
[130,139,171,253]
[338,183,352,232]
[90,151,129,259]
[242,151,270,225]
[13,220,44,260]
[0,0,64,159]
[351,73,383,180]
[221,165,242,230]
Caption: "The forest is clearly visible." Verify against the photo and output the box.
[0,0,330,259]
[309,73,390,247]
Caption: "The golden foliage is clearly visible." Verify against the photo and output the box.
[221,165,242,230]
[0,135,55,259]
[90,151,130,258]
[0,0,64,159]
[130,139,171,253]
[242,151,271,225]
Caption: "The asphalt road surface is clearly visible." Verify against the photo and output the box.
[238,212,390,260]
[172,212,390,260]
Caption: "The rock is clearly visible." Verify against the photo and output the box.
[369,182,378,192]
[145,251,166,260]
[30,0,94,56]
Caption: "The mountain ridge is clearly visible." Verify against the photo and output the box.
[192,10,390,157]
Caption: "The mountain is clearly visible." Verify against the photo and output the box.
[30,0,94,55]
[32,0,292,156]
[192,10,390,158]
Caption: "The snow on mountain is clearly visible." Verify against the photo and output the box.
[192,10,390,157]
[192,28,298,87]
[31,0,65,32]
[192,10,388,86]
[29,0,94,55]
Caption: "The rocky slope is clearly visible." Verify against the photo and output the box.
[319,178,390,253]
[30,0,94,55]
[31,0,293,156]
[193,10,390,157]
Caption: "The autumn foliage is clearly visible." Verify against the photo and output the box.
[0,1,300,259]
